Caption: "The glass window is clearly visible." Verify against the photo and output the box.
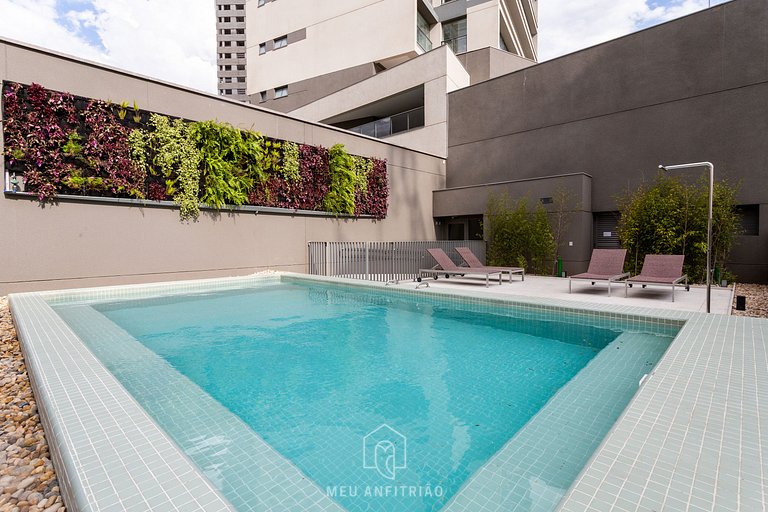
[274,35,288,49]
[260,91,267,102]
[417,12,432,52]
[237,88,246,94]
[499,35,508,52]
[274,86,288,98]
[442,17,466,54]
[258,0,265,6]
[259,43,266,54]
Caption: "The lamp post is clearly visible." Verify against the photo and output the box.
[659,162,714,313]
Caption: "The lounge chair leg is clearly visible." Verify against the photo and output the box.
[672,284,675,302]
[608,279,612,297]
[625,282,628,298]
[568,278,572,293]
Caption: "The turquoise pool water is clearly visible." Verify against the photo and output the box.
[53,280,676,512]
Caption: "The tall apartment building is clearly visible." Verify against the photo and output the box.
[217,0,538,155]
[248,0,537,107]
[215,0,248,101]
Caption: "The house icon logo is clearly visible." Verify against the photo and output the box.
[362,424,407,480]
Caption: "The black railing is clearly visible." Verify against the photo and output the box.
[348,106,425,139]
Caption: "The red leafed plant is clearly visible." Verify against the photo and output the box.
[355,158,388,219]
[80,100,145,198]
[2,82,79,201]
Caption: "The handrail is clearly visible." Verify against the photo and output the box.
[348,106,425,139]
[307,240,487,283]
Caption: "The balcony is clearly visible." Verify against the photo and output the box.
[443,35,467,54]
[417,27,433,53]
[348,106,425,139]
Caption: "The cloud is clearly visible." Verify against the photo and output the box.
[538,0,730,61]
[0,0,217,93]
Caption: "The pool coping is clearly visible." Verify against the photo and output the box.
[9,272,767,511]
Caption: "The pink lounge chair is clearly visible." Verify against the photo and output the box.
[455,247,525,282]
[419,248,503,287]
[569,249,629,296]
[625,254,689,302]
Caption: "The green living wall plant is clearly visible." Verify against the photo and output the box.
[2,81,390,221]
[129,114,201,220]
[323,143,356,215]
[617,172,741,282]
[485,194,556,275]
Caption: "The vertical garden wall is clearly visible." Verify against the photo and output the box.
[2,82,389,220]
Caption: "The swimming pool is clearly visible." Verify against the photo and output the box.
[46,276,678,512]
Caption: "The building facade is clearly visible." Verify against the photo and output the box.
[247,0,537,108]
[232,0,537,157]
[215,0,248,101]
[437,0,768,282]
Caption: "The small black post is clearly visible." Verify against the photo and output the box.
[736,295,746,311]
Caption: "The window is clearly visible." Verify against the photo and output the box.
[223,17,231,22]
[237,65,245,70]
[236,52,245,58]
[236,41,245,47]
[224,65,231,70]
[499,35,509,52]
[225,53,232,58]
[737,205,760,236]
[259,43,266,55]
[220,41,231,47]
[236,29,244,34]
[222,4,230,10]
[224,89,232,94]
[417,12,432,52]
[237,77,245,82]
[223,77,232,83]
[260,91,267,102]
[442,17,467,54]
[237,88,246,95]
[258,0,265,6]
[236,16,244,22]
[274,85,288,98]
[274,35,288,49]
[236,4,244,9]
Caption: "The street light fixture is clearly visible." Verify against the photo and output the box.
[658,162,714,313]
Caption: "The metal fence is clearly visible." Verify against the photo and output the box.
[307,240,487,283]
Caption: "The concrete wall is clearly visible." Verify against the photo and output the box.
[445,0,768,282]
[291,46,470,157]
[247,0,419,94]
[433,173,593,272]
[0,39,446,294]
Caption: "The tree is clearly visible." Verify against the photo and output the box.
[617,172,741,282]
[485,194,556,275]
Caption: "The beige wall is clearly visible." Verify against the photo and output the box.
[0,39,446,294]
[290,46,470,157]
[248,0,419,94]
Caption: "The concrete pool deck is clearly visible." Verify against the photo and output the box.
[7,272,767,511]
[393,274,734,315]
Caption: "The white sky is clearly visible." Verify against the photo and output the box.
[0,0,730,94]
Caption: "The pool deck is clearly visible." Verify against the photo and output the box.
[395,274,734,314]
[8,272,768,512]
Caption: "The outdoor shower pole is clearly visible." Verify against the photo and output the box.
[659,162,714,313]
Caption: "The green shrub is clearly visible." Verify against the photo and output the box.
[128,114,201,220]
[485,194,556,275]
[189,120,264,208]
[279,141,300,182]
[617,172,740,282]
[323,144,356,215]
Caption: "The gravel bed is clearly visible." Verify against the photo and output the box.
[0,297,66,512]
[731,283,768,318]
